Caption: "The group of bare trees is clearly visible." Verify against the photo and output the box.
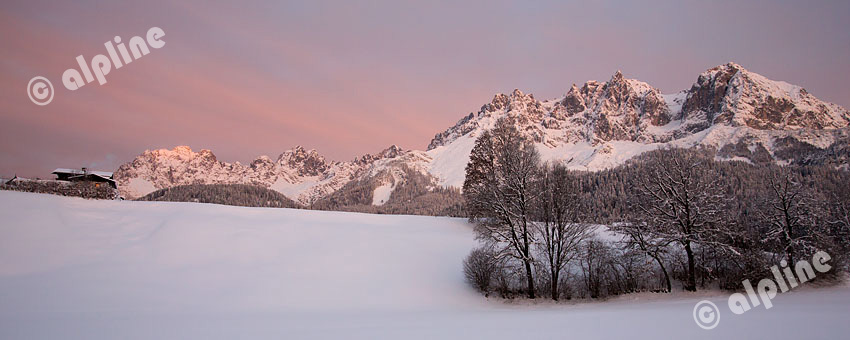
[536,165,592,300]
[463,119,592,300]
[463,119,850,300]
[613,156,849,292]
[612,148,736,292]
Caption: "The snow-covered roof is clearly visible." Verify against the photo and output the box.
[52,168,114,178]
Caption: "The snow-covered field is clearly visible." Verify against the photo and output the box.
[1,191,848,339]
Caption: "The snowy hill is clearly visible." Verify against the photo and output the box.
[115,63,850,201]
[1,191,849,339]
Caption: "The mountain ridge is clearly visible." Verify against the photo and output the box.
[115,62,850,203]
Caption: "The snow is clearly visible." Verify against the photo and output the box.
[3,191,849,339]
[426,134,478,188]
[717,156,754,164]
[624,78,657,96]
[536,140,661,171]
[371,182,394,206]
[743,69,803,99]
[538,141,597,169]
[661,91,687,117]
[126,177,157,198]
[270,176,318,200]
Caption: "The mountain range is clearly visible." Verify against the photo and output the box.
[115,62,850,204]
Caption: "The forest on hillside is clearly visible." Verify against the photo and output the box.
[138,183,300,208]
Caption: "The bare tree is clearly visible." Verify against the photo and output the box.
[535,163,592,300]
[579,239,616,299]
[827,190,850,272]
[463,247,500,295]
[464,118,541,298]
[832,196,850,247]
[612,221,673,292]
[631,148,733,291]
[758,169,821,265]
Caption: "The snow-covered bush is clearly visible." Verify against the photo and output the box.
[463,247,499,295]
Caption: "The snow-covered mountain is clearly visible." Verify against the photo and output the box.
[115,63,850,202]
[115,145,403,203]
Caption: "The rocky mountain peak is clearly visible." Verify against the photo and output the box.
[278,146,329,177]
[577,70,672,142]
[355,145,406,165]
[510,88,526,98]
[173,145,193,153]
[559,84,586,116]
[379,145,404,158]
[196,149,217,161]
[682,62,850,131]
[482,89,539,113]
[487,93,509,111]
[149,145,193,158]
[708,62,743,76]
[250,155,275,170]
[611,70,624,82]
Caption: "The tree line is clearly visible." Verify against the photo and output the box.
[312,165,465,216]
[136,168,466,216]
[1,178,118,200]
[463,118,850,300]
[139,183,300,208]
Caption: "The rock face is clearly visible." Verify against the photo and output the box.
[428,63,849,152]
[584,70,672,141]
[116,62,850,204]
[427,70,683,150]
[278,146,330,176]
[681,62,849,131]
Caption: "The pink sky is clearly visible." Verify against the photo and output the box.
[2,0,849,177]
